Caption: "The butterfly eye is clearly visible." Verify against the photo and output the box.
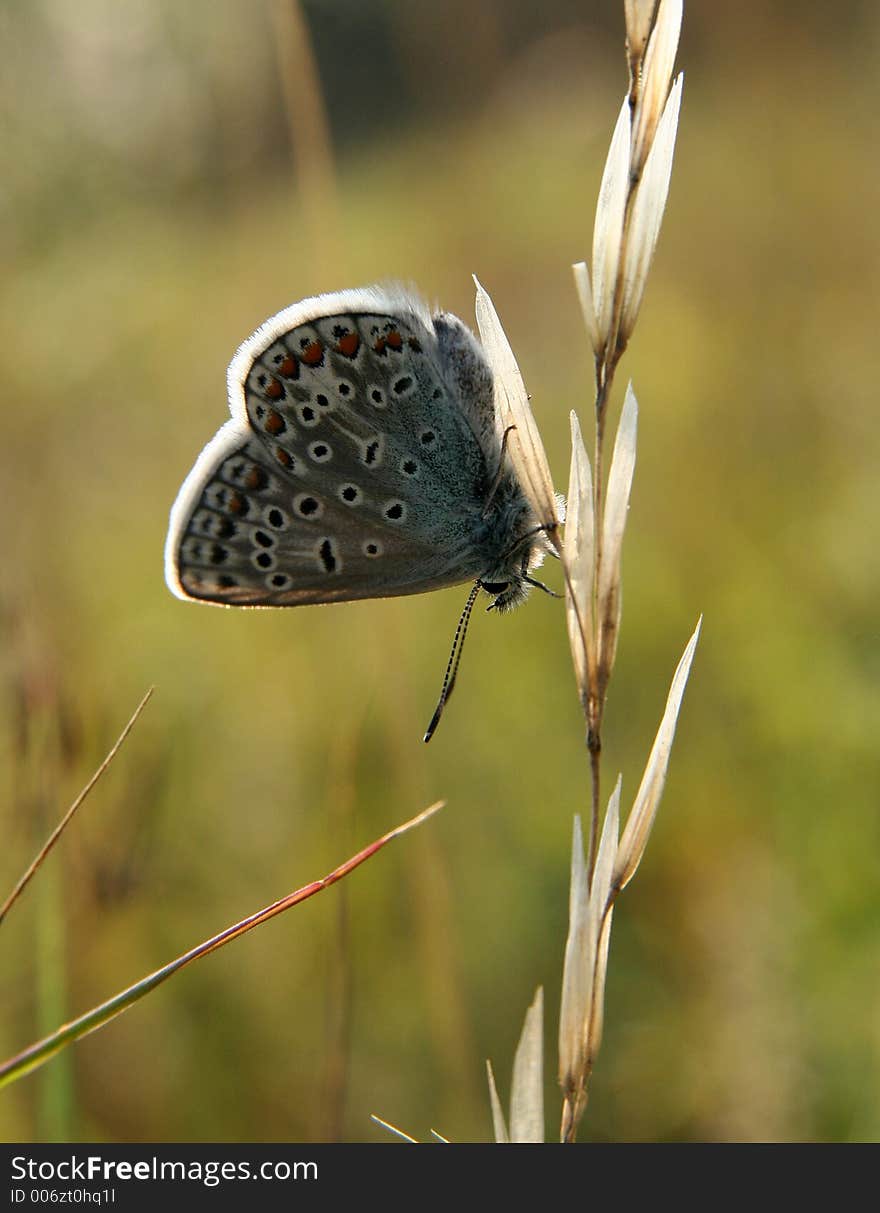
[480,581,510,595]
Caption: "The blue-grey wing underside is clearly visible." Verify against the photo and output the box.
[166,300,500,606]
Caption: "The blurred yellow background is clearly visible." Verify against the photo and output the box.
[1,0,878,1142]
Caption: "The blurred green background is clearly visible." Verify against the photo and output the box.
[1,0,878,1143]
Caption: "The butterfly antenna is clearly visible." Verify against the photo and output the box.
[423,582,482,743]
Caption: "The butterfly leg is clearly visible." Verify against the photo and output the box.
[481,425,518,518]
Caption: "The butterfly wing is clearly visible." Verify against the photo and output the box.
[165,287,501,606]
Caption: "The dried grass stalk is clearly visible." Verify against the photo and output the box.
[448,0,694,1148]
[554,0,694,1144]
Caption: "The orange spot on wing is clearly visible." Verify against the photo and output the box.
[385,329,403,350]
[301,341,324,366]
[373,336,387,354]
[275,448,292,467]
[335,331,360,357]
[227,491,245,514]
[264,409,284,435]
[245,467,268,490]
[265,377,283,399]
[279,355,299,379]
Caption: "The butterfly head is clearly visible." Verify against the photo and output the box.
[479,530,557,613]
[479,576,529,613]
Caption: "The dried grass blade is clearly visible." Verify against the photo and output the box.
[510,987,544,1143]
[0,687,154,928]
[591,776,620,923]
[591,98,631,356]
[585,906,614,1064]
[474,278,560,543]
[583,780,620,1064]
[564,412,596,705]
[486,1059,510,1143]
[558,817,592,1093]
[597,384,638,687]
[572,260,601,359]
[620,73,684,343]
[370,1115,418,1143]
[624,0,656,66]
[631,0,682,174]
[0,801,444,1089]
[614,618,701,891]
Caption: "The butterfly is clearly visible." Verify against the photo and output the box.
[164,285,557,737]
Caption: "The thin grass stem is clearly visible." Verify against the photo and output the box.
[0,687,154,928]
[0,802,443,1090]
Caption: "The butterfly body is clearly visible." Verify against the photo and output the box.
[165,286,547,614]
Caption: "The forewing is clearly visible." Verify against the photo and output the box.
[166,294,492,606]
